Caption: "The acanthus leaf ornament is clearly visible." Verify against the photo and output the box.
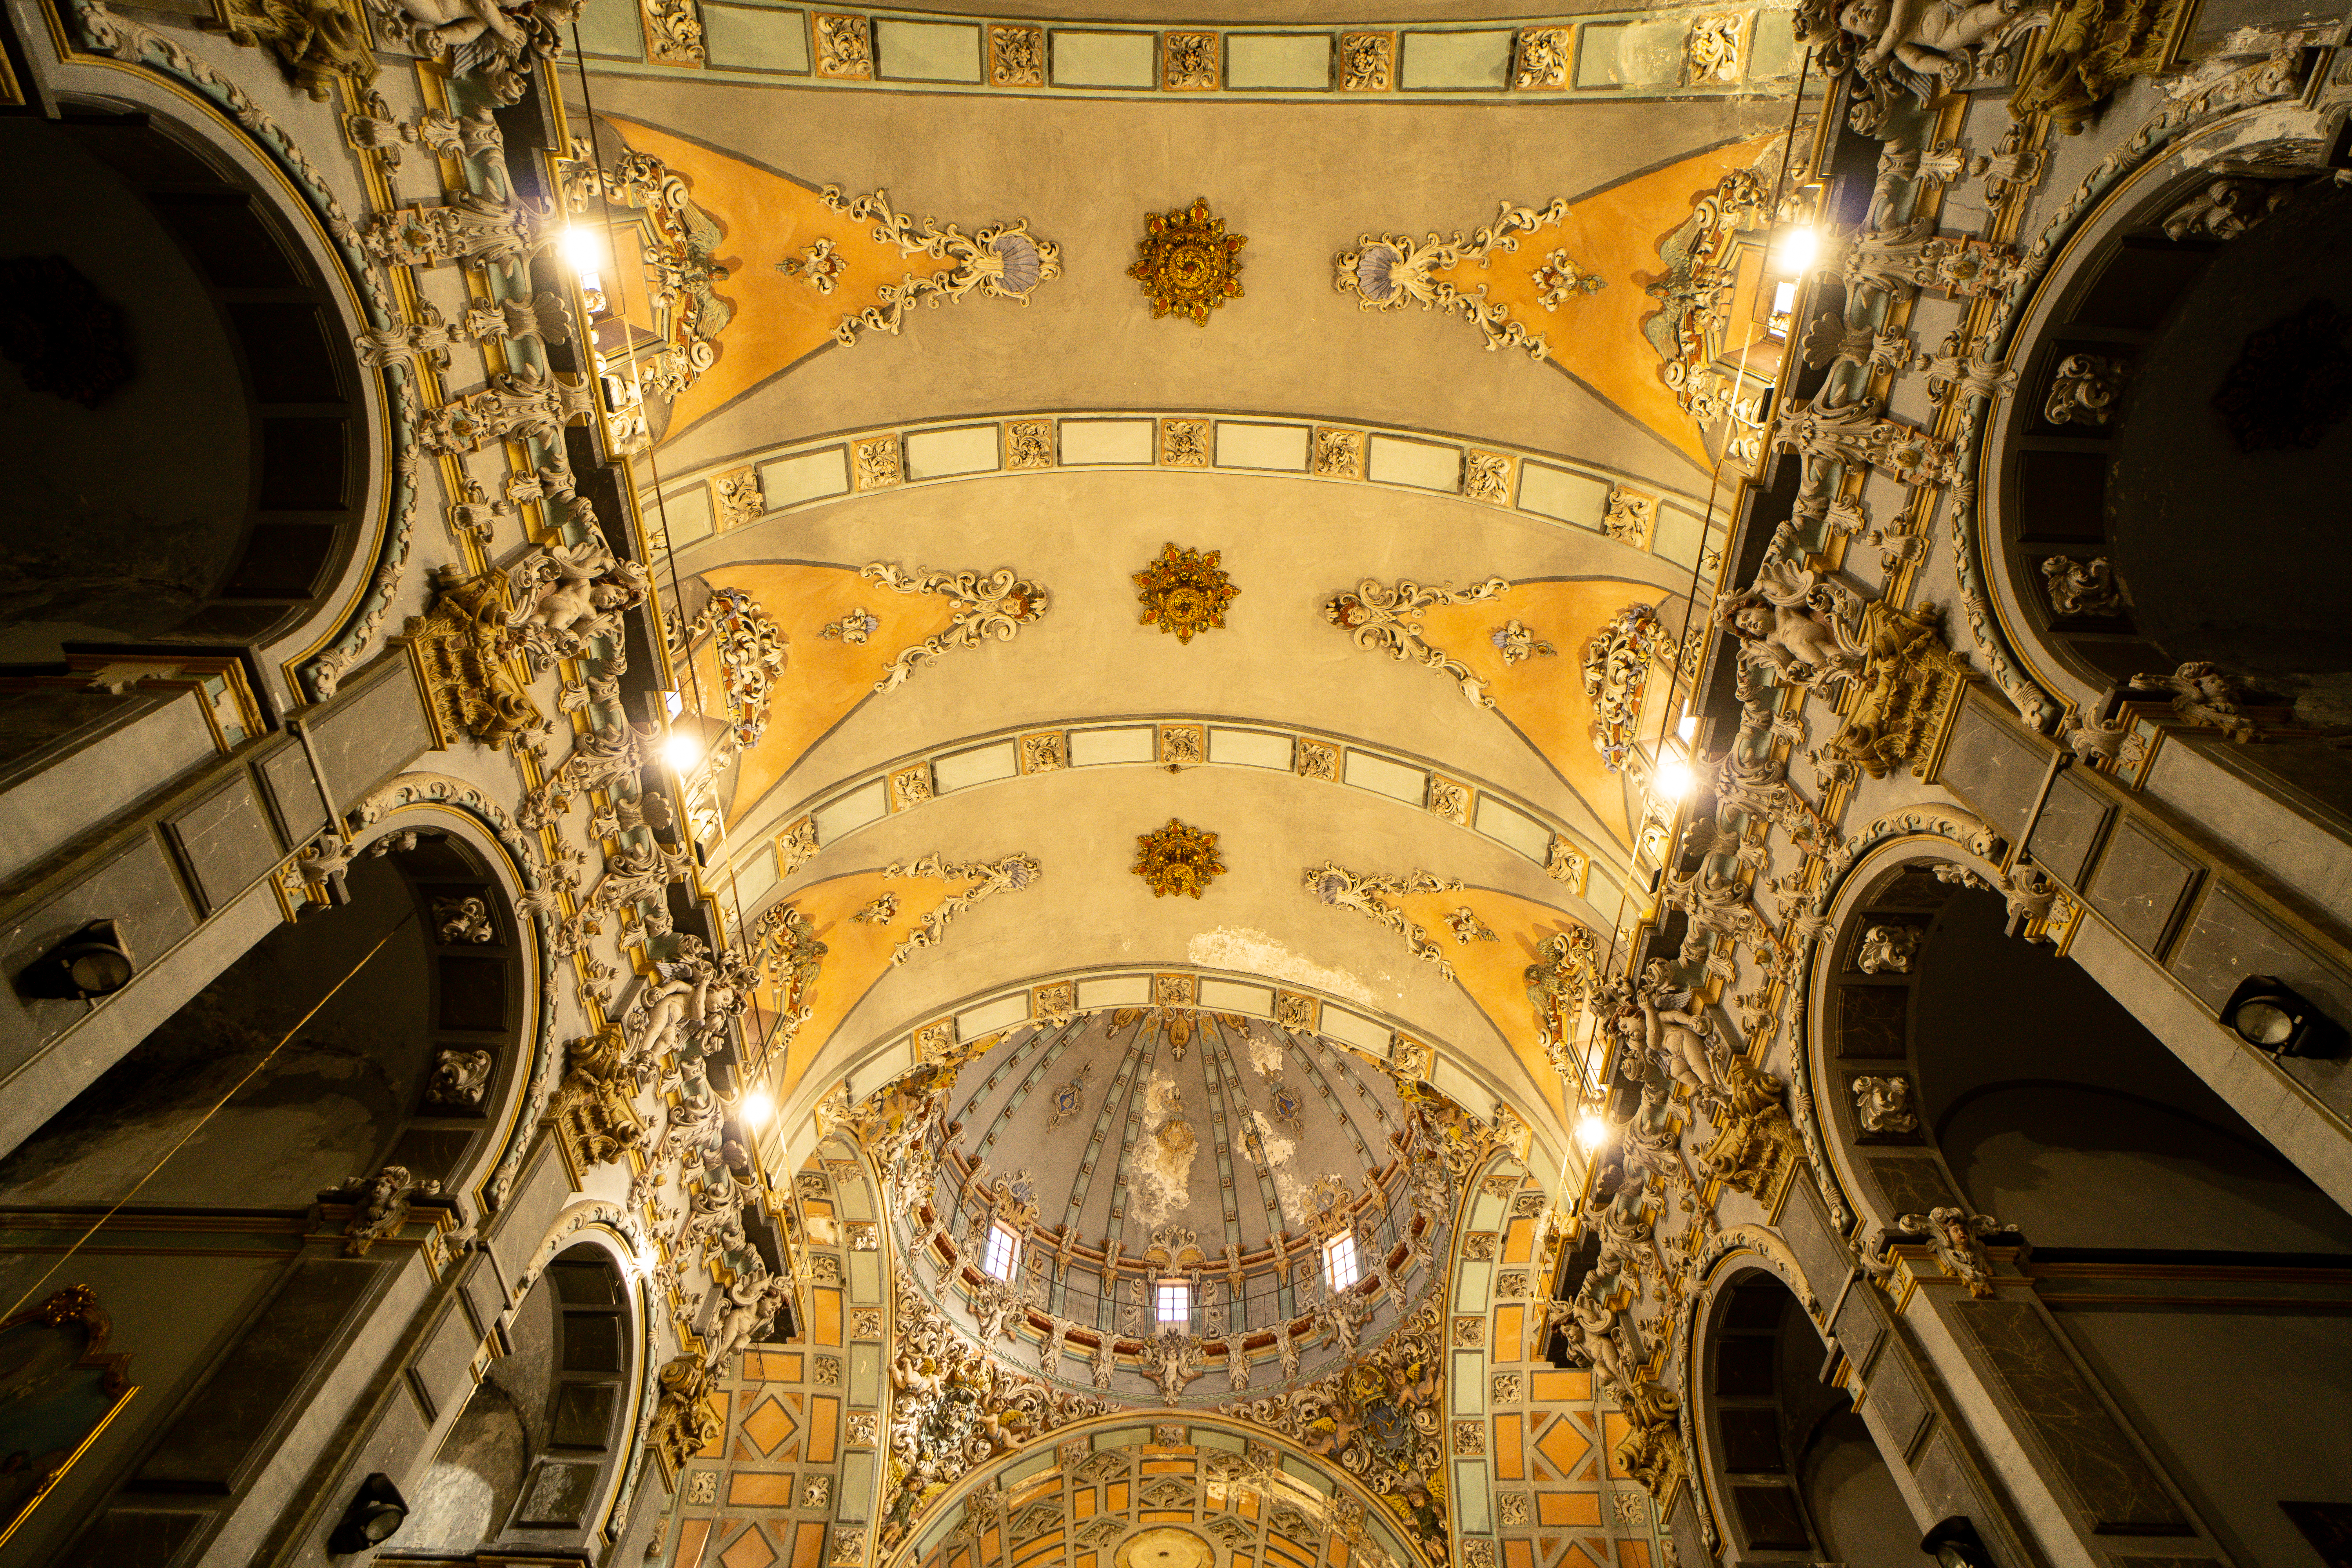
[1303,862,1462,979]
[1525,926,1599,1077]
[877,1270,1108,1550]
[1133,543,1240,643]
[880,851,1041,965]
[1135,819,1226,899]
[670,586,784,751]
[1335,199,1569,359]
[1583,604,1663,772]
[860,561,1050,693]
[819,186,1062,346]
[1323,576,1513,707]
[1129,197,1247,325]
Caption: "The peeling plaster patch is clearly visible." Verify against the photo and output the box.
[1246,1111,1313,1222]
[1126,1071,1197,1230]
[1187,926,1379,1007]
[1245,1025,1289,1081]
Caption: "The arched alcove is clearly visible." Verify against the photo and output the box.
[1813,857,2352,1567]
[0,830,525,1206]
[1909,884,2352,1256]
[0,103,365,662]
[399,1244,637,1556]
[1698,1269,1914,1564]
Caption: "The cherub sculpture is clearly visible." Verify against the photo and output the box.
[379,0,583,99]
[1797,0,2045,111]
[506,536,650,671]
[1711,560,1867,690]
[1600,961,1728,1107]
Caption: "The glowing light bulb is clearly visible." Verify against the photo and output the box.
[560,226,602,272]
[1652,756,1697,800]
[662,730,703,770]
[1772,225,1819,276]
[741,1087,774,1130]
[1576,1112,1610,1151]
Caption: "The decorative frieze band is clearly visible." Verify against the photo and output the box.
[652,411,1724,580]
[736,714,1608,907]
[589,2,1801,102]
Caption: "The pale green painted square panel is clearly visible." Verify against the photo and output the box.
[702,3,809,69]
[575,0,645,56]
[904,423,1000,479]
[1226,31,1332,89]
[1577,18,1685,86]
[1398,28,1512,89]
[1051,29,1157,87]
[660,483,714,545]
[1517,461,1609,525]
[876,18,982,81]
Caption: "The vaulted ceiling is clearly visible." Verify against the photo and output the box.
[577,67,1790,1180]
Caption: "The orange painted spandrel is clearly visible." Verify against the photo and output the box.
[699,562,961,826]
[1390,881,1598,1126]
[767,867,962,1104]
[603,118,945,441]
[1414,579,1669,849]
[1426,135,1778,467]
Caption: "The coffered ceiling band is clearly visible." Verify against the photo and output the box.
[725,713,1621,916]
[644,410,1728,585]
[583,2,1797,106]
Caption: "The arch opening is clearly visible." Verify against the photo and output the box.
[0,105,366,663]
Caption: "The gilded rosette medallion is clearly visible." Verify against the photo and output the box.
[1133,818,1226,898]
[1133,543,1239,643]
[1128,198,1247,325]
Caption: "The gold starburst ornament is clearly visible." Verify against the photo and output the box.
[1133,818,1226,899]
[1129,198,1247,325]
[1133,543,1239,643]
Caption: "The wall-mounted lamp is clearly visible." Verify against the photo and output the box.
[1919,1515,1992,1567]
[2222,975,2346,1059]
[1769,225,1820,276]
[327,1473,409,1555]
[14,920,134,1002]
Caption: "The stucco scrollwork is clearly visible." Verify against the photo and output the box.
[819,186,1061,345]
[1334,200,1569,359]
[1851,1074,1919,1134]
[1304,862,1461,979]
[860,561,1051,693]
[1323,576,1513,706]
[2040,554,2126,617]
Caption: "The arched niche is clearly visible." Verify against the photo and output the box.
[1976,98,2352,815]
[1805,848,2352,1567]
[891,1414,1423,1568]
[0,99,372,668]
[1810,852,2352,1255]
[1691,1265,1915,1565]
[400,1240,642,1557]
[0,826,529,1206]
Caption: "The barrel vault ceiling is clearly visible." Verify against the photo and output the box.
[582,61,1793,1182]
